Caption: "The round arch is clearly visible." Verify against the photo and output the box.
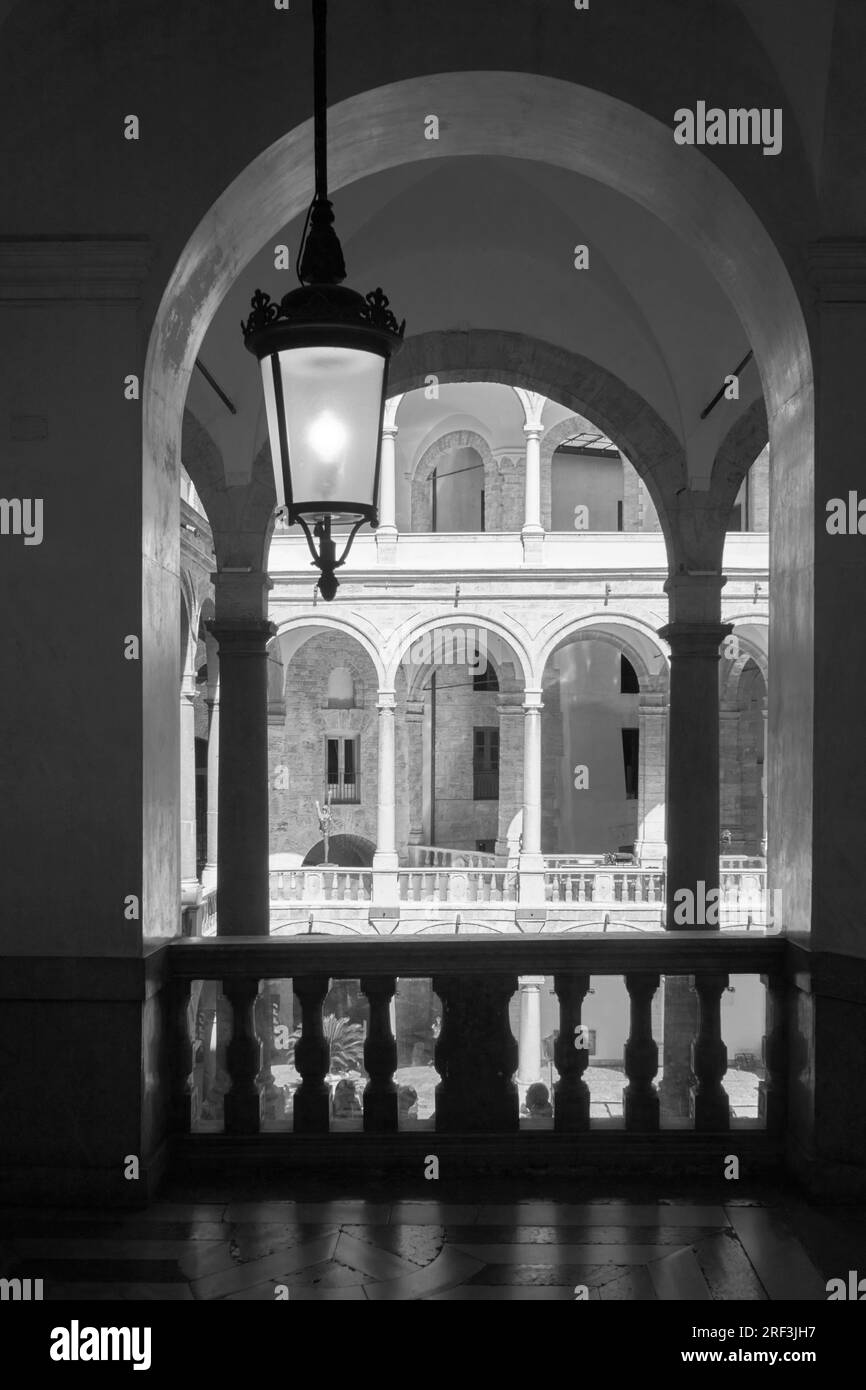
[721,617,769,696]
[410,428,498,532]
[540,411,621,532]
[387,611,534,691]
[710,397,770,545]
[537,613,670,688]
[273,615,388,689]
[302,834,376,868]
[390,332,683,558]
[143,68,814,933]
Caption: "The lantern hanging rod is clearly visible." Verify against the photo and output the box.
[313,0,328,204]
[297,0,346,287]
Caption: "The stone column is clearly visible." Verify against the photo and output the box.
[635,679,667,866]
[208,572,274,937]
[658,578,729,1121]
[495,688,525,858]
[180,671,201,906]
[760,697,768,858]
[658,576,731,930]
[514,388,546,562]
[719,697,741,851]
[519,690,545,903]
[373,690,398,903]
[202,681,219,890]
[517,976,545,1089]
[405,699,425,846]
[376,395,402,564]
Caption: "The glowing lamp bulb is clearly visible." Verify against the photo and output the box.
[308,411,348,463]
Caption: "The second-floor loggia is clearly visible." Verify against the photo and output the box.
[271,380,769,575]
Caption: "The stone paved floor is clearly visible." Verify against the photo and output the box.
[2,1188,862,1300]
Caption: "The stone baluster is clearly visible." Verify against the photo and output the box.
[759,971,786,1134]
[224,978,262,1134]
[692,972,731,1130]
[623,973,660,1131]
[292,974,331,1133]
[361,976,398,1132]
[553,972,591,1131]
[433,974,519,1131]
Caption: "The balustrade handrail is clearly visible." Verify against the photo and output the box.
[406,845,498,868]
[170,929,783,980]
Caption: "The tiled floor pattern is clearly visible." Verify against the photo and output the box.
[2,1197,859,1300]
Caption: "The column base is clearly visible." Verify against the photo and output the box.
[635,840,667,868]
[518,853,546,904]
[372,851,399,872]
[372,856,399,907]
[521,525,544,564]
[201,864,217,890]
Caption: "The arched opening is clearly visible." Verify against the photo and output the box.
[302,833,376,868]
[144,70,812,950]
[542,635,644,857]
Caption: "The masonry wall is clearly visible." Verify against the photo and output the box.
[432,665,500,850]
[542,641,640,854]
[272,635,382,860]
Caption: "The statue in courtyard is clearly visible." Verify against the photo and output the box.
[315,790,336,864]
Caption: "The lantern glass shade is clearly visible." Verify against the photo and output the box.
[262,344,386,523]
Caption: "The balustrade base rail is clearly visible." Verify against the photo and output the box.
[170,1130,785,1182]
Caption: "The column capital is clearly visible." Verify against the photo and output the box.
[382,394,404,431]
[638,689,667,713]
[522,691,544,712]
[206,619,277,656]
[377,691,396,712]
[513,387,547,432]
[658,621,732,658]
[405,699,425,721]
[497,692,525,715]
[211,569,273,623]
[663,571,727,624]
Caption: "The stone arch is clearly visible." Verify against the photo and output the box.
[537,614,670,690]
[302,833,376,867]
[410,428,498,532]
[392,332,684,561]
[179,570,199,681]
[721,619,769,700]
[388,612,534,691]
[274,615,387,690]
[143,68,813,933]
[404,642,514,704]
[180,409,222,531]
[709,397,770,548]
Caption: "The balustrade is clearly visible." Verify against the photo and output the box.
[397,867,517,902]
[544,868,664,906]
[170,933,784,1153]
[270,867,373,902]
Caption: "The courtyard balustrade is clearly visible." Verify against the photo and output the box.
[169,930,785,1169]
